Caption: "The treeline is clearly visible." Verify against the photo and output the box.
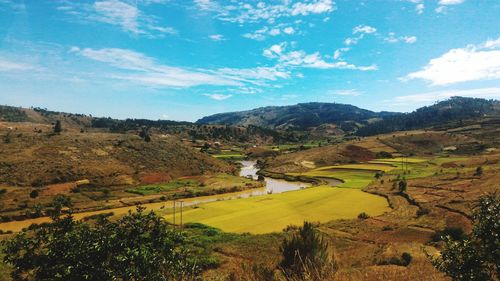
[0,105,28,122]
[356,97,500,136]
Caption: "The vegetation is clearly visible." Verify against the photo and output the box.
[53,120,62,134]
[357,97,500,136]
[197,102,395,131]
[2,206,200,281]
[165,187,389,234]
[430,193,499,281]
[280,222,336,280]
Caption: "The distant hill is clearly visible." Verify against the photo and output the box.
[356,97,500,136]
[196,102,396,130]
[0,106,296,144]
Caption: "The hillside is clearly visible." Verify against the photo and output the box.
[0,126,233,188]
[196,102,396,130]
[197,97,500,136]
[356,97,500,136]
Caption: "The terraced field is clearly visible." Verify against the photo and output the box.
[164,186,390,234]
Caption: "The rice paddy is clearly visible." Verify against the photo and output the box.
[164,186,390,234]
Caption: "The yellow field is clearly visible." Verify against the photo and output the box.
[315,163,396,172]
[164,186,390,234]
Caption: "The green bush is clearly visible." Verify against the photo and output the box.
[280,222,337,280]
[2,205,200,280]
[429,193,499,281]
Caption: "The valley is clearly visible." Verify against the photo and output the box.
[0,97,499,280]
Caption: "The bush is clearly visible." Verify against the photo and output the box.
[376,151,393,159]
[358,212,370,220]
[431,226,465,242]
[474,166,483,176]
[417,208,430,217]
[378,253,412,266]
[2,205,200,280]
[29,190,39,199]
[429,193,499,281]
[280,222,337,280]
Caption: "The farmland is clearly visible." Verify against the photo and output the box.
[164,186,390,234]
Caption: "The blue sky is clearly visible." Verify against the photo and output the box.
[0,0,499,121]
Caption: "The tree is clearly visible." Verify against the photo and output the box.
[429,193,499,281]
[53,120,62,134]
[2,205,199,281]
[398,180,407,194]
[139,127,151,142]
[280,222,336,280]
[29,190,39,199]
[474,166,483,177]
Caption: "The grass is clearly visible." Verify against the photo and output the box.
[315,163,396,172]
[126,179,199,195]
[212,154,246,159]
[164,186,389,234]
[126,174,260,196]
[290,169,376,189]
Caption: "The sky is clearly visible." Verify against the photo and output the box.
[0,0,499,121]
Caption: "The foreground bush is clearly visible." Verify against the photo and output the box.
[2,206,200,281]
[280,222,337,280]
[429,192,499,281]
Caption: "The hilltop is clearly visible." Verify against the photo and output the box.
[197,102,396,131]
[197,97,500,135]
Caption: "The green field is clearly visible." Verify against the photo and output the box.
[165,186,389,234]
[212,154,246,159]
[315,163,396,172]
[126,174,259,196]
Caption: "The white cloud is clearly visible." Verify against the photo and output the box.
[403,36,417,44]
[209,34,224,41]
[435,6,447,13]
[0,58,35,72]
[283,27,295,34]
[483,38,500,49]
[438,0,464,5]
[269,28,281,36]
[243,25,296,41]
[263,43,377,71]
[330,89,362,96]
[404,38,500,85]
[57,0,176,37]
[194,0,219,11]
[393,87,500,104]
[73,47,289,88]
[203,93,232,100]
[214,0,335,24]
[353,25,376,34]
[290,0,334,16]
[384,33,417,44]
[435,0,464,14]
[342,25,376,46]
[415,3,424,14]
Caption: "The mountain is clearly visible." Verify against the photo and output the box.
[197,97,500,135]
[196,102,396,130]
[356,97,500,136]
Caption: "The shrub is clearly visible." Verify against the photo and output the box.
[382,226,394,231]
[416,208,430,217]
[429,193,499,281]
[474,166,483,176]
[29,190,39,199]
[280,222,337,280]
[398,180,407,194]
[2,205,200,280]
[358,212,370,220]
[376,151,393,159]
[53,120,62,134]
[431,226,465,242]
